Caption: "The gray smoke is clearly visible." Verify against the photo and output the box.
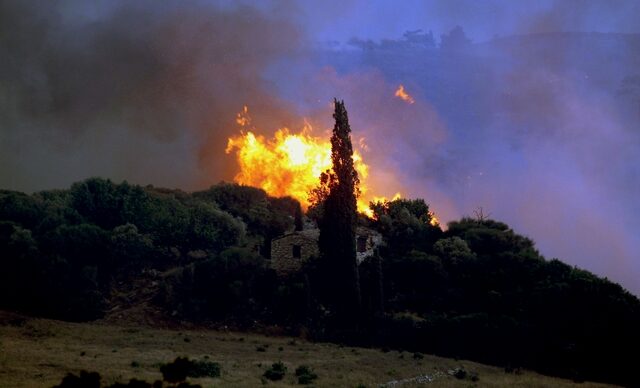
[0,0,303,191]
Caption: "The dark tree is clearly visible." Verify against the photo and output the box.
[316,99,361,326]
[440,25,471,51]
[294,202,303,231]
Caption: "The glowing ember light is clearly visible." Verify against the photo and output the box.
[429,212,440,227]
[236,105,251,126]
[394,84,415,104]
[226,106,389,216]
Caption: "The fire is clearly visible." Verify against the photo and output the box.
[429,212,440,227]
[226,106,389,217]
[394,84,415,104]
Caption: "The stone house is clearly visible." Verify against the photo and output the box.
[270,226,381,275]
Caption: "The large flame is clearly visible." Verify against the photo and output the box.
[226,106,399,217]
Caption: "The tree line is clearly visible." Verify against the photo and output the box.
[1,101,639,385]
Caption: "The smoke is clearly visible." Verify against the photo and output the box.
[281,1,640,294]
[0,0,303,191]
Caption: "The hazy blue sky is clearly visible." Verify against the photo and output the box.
[276,0,640,42]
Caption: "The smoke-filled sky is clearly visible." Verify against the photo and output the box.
[1,0,639,294]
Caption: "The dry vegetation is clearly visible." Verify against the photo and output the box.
[0,312,616,388]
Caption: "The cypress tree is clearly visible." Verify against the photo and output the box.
[317,99,361,327]
[294,202,303,231]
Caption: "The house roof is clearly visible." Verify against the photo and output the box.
[272,228,320,242]
[272,226,380,242]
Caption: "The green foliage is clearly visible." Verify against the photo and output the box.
[193,183,296,256]
[370,198,442,255]
[295,365,318,384]
[70,178,147,230]
[188,359,221,378]
[0,190,43,230]
[263,361,287,381]
[110,224,154,269]
[446,218,537,257]
[188,202,245,252]
[143,190,190,247]
[0,178,287,321]
[161,247,272,321]
[433,236,475,265]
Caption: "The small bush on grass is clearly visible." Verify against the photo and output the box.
[160,357,221,383]
[295,365,318,385]
[263,361,287,381]
[452,367,467,379]
[189,359,221,378]
[161,357,191,383]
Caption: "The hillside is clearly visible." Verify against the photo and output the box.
[1,178,639,386]
[0,312,617,388]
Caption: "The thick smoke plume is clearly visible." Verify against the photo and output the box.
[0,0,303,191]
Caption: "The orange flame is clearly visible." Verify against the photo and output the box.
[226,106,398,217]
[394,84,415,104]
[429,212,440,227]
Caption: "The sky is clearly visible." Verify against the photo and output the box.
[1,0,639,294]
[293,0,640,43]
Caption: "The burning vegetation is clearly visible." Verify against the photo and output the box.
[226,105,403,218]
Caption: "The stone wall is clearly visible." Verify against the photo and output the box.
[270,227,381,275]
[270,231,319,275]
[356,227,383,264]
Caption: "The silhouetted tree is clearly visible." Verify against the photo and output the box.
[440,26,471,51]
[316,99,361,327]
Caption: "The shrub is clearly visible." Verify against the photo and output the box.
[263,361,287,381]
[295,365,318,385]
[189,360,221,378]
[453,367,467,379]
[161,357,192,383]
[52,370,101,388]
[160,357,221,382]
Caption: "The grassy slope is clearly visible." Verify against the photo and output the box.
[0,313,616,388]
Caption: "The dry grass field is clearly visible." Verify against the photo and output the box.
[0,312,617,388]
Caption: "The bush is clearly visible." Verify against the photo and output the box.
[189,359,221,378]
[295,365,318,385]
[160,357,221,382]
[52,370,101,388]
[452,367,467,379]
[161,357,191,383]
[263,361,287,381]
